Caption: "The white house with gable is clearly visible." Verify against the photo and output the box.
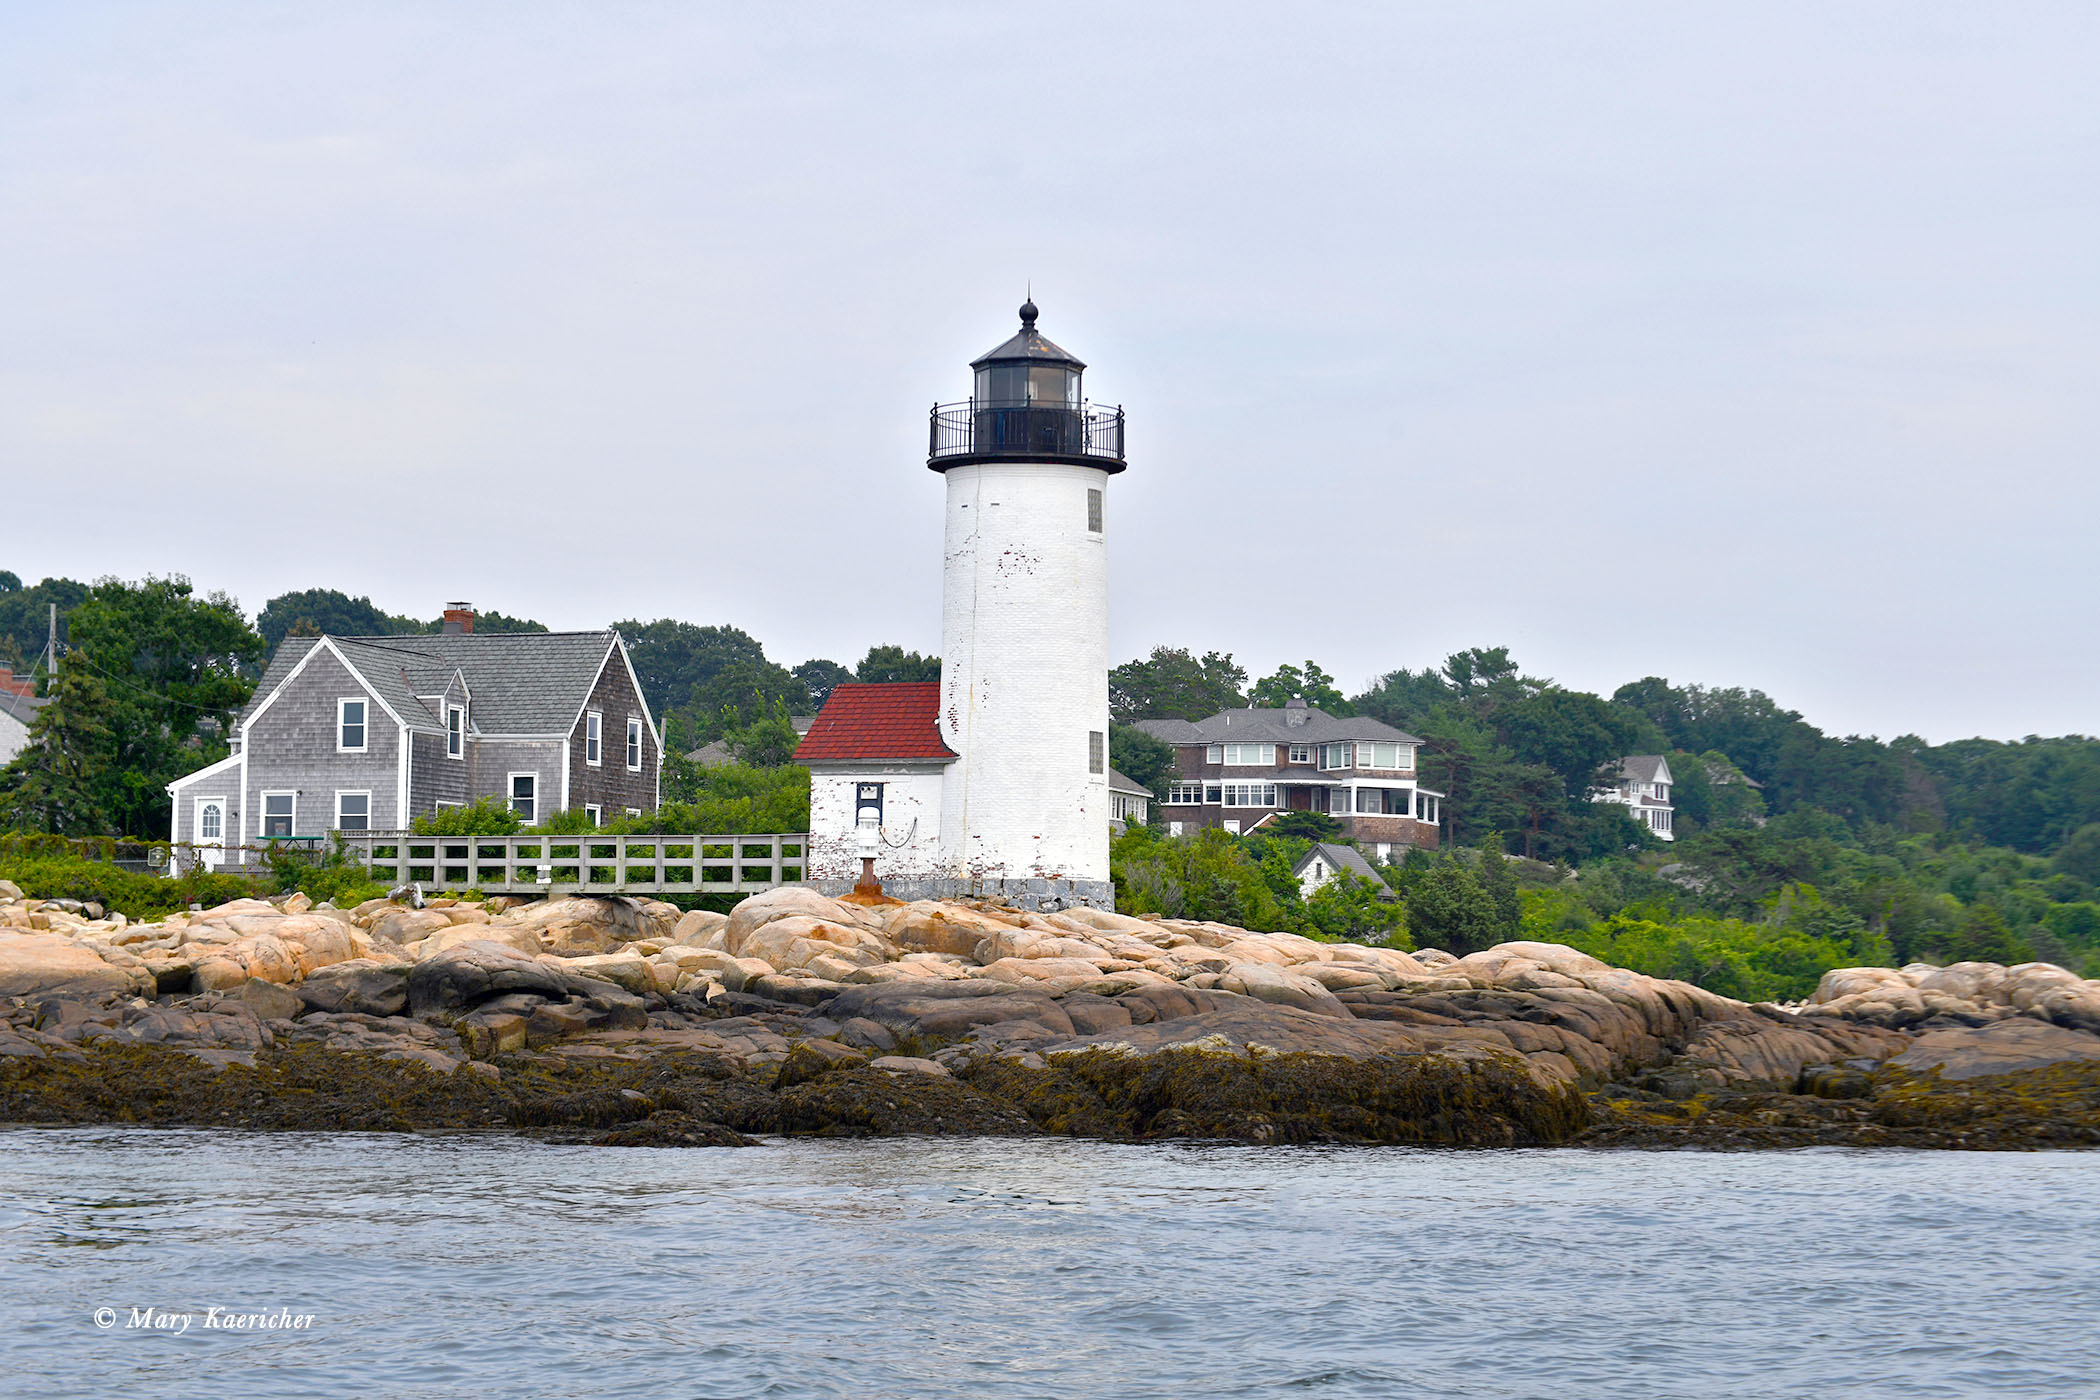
[1595,754,1675,841]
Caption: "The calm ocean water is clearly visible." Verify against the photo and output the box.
[2,1129,2095,1400]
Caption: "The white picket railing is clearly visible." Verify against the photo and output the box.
[332,832,809,894]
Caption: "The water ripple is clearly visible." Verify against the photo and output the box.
[2,1129,2097,1398]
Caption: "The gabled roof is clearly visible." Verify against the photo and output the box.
[1621,754,1672,785]
[1133,705,1420,746]
[1107,767,1153,798]
[0,689,46,728]
[243,631,623,736]
[1292,841,1385,886]
[794,683,957,764]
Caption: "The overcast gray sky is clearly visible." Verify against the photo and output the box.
[3,2,2094,743]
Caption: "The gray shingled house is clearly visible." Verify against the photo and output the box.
[167,618,660,867]
[1136,698,1443,855]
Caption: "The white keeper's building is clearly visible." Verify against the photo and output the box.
[796,300,1127,910]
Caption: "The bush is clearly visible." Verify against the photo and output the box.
[627,764,809,834]
[1519,887,1883,1002]
[412,797,522,837]
[1111,825,1292,931]
[0,852,259,921]
[265,839,391,908]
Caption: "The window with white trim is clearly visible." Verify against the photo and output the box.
[1358,742,1407,770]
[262,792,295,838]
[446,705,464,759]
[1221,743,1274,766]
[1221,819,1241,835]
[336,791,370,832]
[1166,782,1205,805]
[199,802,223,841]
[1288,744,1312,764]
[1204,783,1223,804]
[1167,821,1184,837]
[627,717,643,771]
[1222,782,1278,807]
[585,711,603,766]
[1205,744,1224,764]
[1318,742,1351,770]
[584,804,601,828]
[338,699,367,752]
[624,807,641,818]
[509,774,537,823]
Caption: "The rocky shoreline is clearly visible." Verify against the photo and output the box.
[4,880,2098,1149]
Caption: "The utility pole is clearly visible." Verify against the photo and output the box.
[46,603,57,681]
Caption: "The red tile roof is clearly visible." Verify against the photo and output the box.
[793,682,957,763]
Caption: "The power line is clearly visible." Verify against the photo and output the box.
[52,650,253,718]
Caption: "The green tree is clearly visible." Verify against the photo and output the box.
[1249,660,1352,714]
[722,695,803,768]
[0,668,119,834]
[1269,810,1342,842]
[1110,825,1290,929]
[456,610,549,634]
[0,573,89,674]
[855,645,941,684]
[1304,870,1409,946]
[793,658,855,709]
[1108,724,1176,809]
[616,619,778,718]
[1402,858,1499,957]
[256,588,423,652]
[1501,688,1654,801]
[65,576,263,837]
[1109,646,1247,722]
[2056,823,2100,885]
[1475,837,1522,942]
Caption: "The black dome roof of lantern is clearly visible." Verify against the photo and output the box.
[971,299,1086,370]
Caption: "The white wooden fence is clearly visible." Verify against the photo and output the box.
[333,833,809,895]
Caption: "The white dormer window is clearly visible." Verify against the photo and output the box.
[627,717,643,771]
[338,699,367,752]
[586,711,603,766]
[446,704,464,759]
[1221,743,1274,766]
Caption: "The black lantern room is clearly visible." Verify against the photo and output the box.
[928,300,1126,472]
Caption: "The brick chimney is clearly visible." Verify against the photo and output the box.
[441,602,475,635]
[0,667,33,699]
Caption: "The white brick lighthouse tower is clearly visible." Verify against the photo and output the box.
[928,300,1126,908]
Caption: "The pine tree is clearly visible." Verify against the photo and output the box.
[0,668,119,834]
[1476,835,1522,943]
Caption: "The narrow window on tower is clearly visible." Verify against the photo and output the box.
[1089,730,1105,774]
[1086,488,1103,533]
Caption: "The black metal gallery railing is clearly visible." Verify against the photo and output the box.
[929,400,1125,463]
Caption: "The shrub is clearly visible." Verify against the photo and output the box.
[412,796,522,837]
[0,852,258,921]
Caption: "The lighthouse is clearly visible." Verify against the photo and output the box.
[794,299,1126,910]
[929,299,1126,908]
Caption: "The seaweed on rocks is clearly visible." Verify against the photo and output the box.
[1579,1060,2100,1150]
[961,1046,1590,1146]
